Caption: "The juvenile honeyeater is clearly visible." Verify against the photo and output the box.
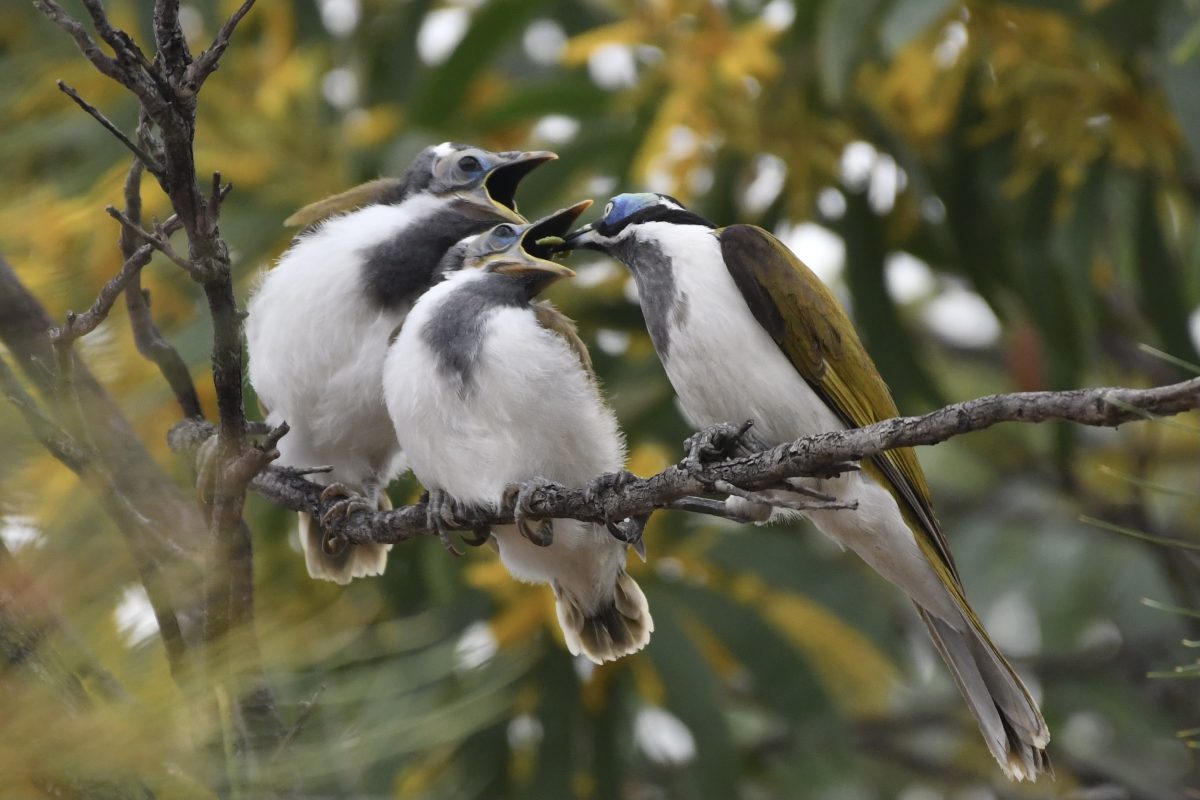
[562,192,1049,780]
[245,143,554,584]
[383,202,653,664]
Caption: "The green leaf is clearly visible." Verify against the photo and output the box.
[645,587,738,800]
[839,187,944,410]
[879,0,954,56]
[1134,176,1200,368]
[665,583,834,721]
[1159,0,1200,172]
[817,0,886,105]
[522,652,578,800]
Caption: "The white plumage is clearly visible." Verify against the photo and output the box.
[384,267,652,662]
[246,196,452,582]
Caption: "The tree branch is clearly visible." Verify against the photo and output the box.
[56,81,162,174]
[169,377,1200,547]
[185,0,257,92]
[119,155,205,418]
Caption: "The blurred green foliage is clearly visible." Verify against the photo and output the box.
[2,0,1200,797]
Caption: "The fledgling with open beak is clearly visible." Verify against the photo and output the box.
[246,143,554,584]
[383,202,653,663]
[562,193,1050,779]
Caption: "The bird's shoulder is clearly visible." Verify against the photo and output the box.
[283,177,408,229]
[532,301,595,378]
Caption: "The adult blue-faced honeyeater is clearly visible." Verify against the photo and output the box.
[562,192,1049,780]
[245,143,554,584]
[383,203,653,664]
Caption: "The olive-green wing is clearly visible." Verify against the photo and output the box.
[284,178,407,228]
[534,301,595,378]
[716,224,961,587]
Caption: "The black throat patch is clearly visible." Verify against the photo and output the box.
[361,199,510,309]
[610,237,686,360]
[420,273,529,394]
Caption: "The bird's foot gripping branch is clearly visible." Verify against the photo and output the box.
[170,376,1200,549]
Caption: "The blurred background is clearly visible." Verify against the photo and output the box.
[3,0,1200,797]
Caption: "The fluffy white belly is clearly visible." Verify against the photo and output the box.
[246,205,423,485]
[385,291,628,605]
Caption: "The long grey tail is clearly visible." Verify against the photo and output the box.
[555,571,653,664]
[920,608,1051,781]
[298,493,392,584]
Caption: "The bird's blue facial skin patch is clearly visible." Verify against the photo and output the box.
[487,223,521,250]
[603,193,661,227]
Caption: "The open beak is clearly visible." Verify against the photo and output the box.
[489,199,592,281]
[463,150,557,223]
[560,221,603,251]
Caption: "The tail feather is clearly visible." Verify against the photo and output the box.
[298,491,392,584]
[555,571,654,664]
[920,609,1050,781]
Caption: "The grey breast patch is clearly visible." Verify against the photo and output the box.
[361,206,496,310]
[613,238,682,360]
[421,275,525,395]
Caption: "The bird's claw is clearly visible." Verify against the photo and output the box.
[318,482,374,528]
[585,469,639,504]
[605,512,649,561]
[426,489,488,556]
[504,478,556,547]
[682,419,755,477]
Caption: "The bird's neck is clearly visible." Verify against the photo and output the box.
[609,233,685,360]
[420,272,534,394]
[361,199,508,309]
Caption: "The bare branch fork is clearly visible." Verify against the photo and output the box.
[26,0,294,787]
[170,377,1200,548]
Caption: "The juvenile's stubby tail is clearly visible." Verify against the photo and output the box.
[555,571,654,664]
[298,493,392,585]
[920,609,1051,781]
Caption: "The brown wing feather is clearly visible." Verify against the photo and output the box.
[533,301,595,378]
[284,178,407,228]
[716,224,962,587]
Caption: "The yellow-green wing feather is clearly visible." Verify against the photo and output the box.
[534,301,595,379]
[716,224,963,589]
[284,178,407,228]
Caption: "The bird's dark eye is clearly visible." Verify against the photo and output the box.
[491,224,518,247]
[459,155,482,173]
[603,201,615,220]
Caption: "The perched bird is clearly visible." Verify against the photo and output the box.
[383,202,653,663]
[562,192,1050,779]
[246,143,554,584]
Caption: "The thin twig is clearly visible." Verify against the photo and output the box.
[105,205,193,273]
[49,244,155,347]
[186,0,257,91]
[56,81,162,174]
[120,154,205,418]
[79,0,158,77]
[271,683,327,764]
[712,479,858,513]
[32,1,122,80]
[0,356,91,473]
